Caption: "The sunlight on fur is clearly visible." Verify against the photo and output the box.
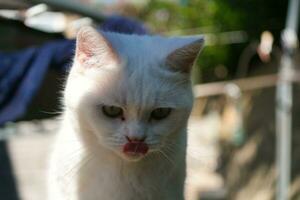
[48,26,204,200]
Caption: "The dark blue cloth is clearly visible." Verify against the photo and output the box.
[0,15,147,126]
[101,15,148,35]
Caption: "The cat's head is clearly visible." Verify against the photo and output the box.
[65,26,204,161]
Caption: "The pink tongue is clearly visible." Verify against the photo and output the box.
[123,142,149,155]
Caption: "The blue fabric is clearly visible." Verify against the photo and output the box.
[0,15,147,126]
[101,15,148,35]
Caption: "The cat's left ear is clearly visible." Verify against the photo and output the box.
[75,26,118,67]
[166,37,204,73]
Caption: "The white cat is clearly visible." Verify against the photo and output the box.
[48,26,204,200]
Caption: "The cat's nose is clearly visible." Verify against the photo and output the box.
[126,135,146,142]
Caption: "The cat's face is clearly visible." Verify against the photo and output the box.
[65,27,204,161]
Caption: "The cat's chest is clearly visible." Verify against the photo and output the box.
[77,160,171,200]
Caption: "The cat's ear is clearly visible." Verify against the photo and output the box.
[166,37,204,73]
[75,26,118,67]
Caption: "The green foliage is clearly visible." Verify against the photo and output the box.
[139,0,242,82]
[139,0,287,82]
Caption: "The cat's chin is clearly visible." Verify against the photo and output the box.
[120,153,146,162]
[111,149,146,162]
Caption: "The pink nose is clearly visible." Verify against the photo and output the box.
[126,136,146,142]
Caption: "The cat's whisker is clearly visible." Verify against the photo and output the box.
[63,153,94,184]
[104,137,123,143]
[146,141,160,146]
[164,143,181,156]
[165,140,213,158]
[163,144,177,155]
[103,137,124,147]
[163,140,182,150]
[58,152,88,171]
[102,138,118,143]
[105,142,122,147]
[64,157,95,191]
[57,146,85,161]
[149,151,161,162]
[157,150,175,166]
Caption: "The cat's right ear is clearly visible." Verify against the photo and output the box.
[166,37,204,74]
[75,26,118,67]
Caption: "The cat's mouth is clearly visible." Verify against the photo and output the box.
[122,141,149,160]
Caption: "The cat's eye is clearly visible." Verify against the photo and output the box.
[150,108,172,120]
[102,105,123,118]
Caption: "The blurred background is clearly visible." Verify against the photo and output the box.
[0,0,299,200]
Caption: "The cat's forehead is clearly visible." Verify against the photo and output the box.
[101,31,199,66]
[102,34,157,67]
[94,63,190,111]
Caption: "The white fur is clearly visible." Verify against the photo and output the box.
[48,28,204,200]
